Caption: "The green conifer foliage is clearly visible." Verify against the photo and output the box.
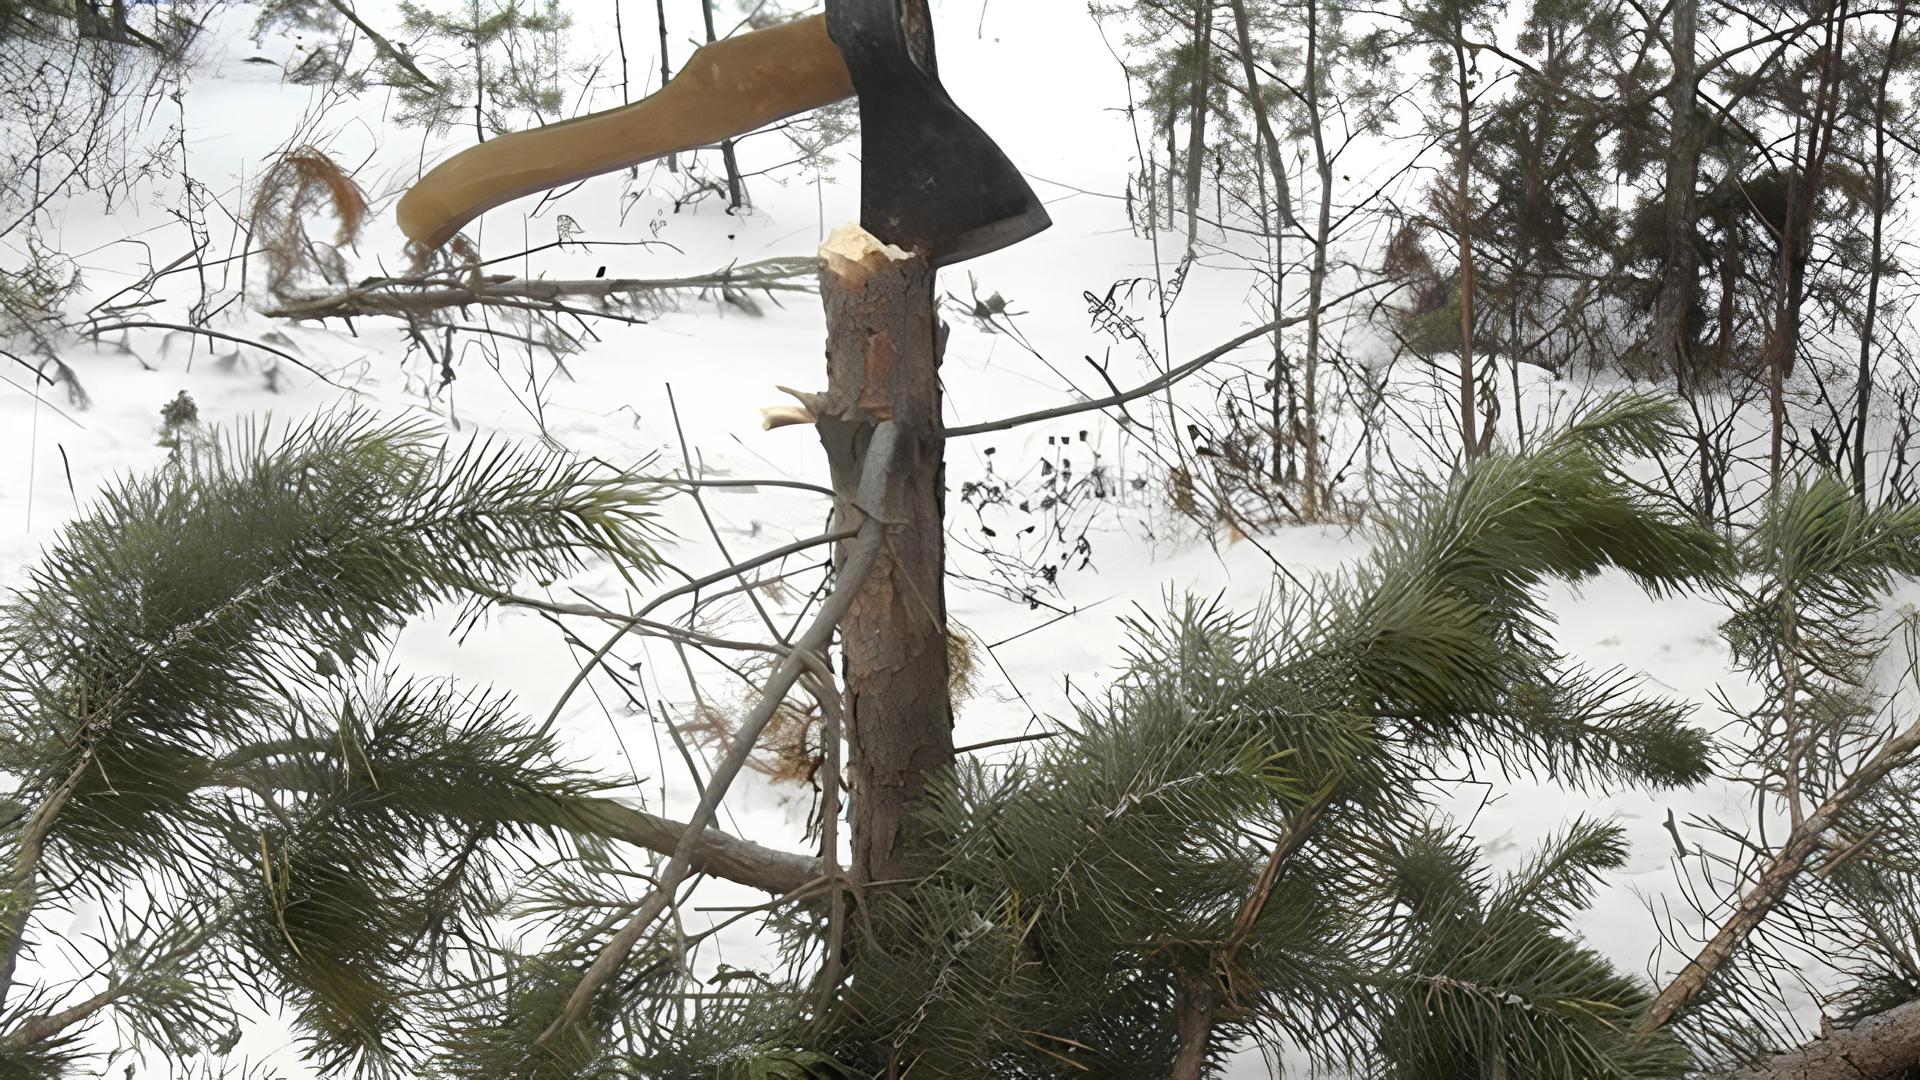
[0,410,664,1074]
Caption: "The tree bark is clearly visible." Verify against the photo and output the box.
[1183,0,1216,250]
[1768,0,1846,482]
[1301,0,1331,517]
[701,0,748,209]
[1654,0,1700,387]
[1452,26,1481,458]
[1715,998,1920,1079]
[1855,4,1903,501]
[812,226,954,887]
[1172,969,1221,1080]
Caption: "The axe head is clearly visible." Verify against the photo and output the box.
[827,0,1051,268]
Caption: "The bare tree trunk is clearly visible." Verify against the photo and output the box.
[656,0,678,172]
[1770,0,1846,483]
[1167,109,1179,230]
[1171,970,1221,1080]
[1452,27,1479,458]
[1301,0,1330,518]
[613,0,629,103]
[1856,3,1904,501]
[701,0,748,209]
[1654,0,1700,387]
[1225,0,1304,489]
[1183,0,1216,250]
[814,227,954,887]
[1716,207,1739,370]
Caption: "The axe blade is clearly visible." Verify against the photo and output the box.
[827,0,1051,268]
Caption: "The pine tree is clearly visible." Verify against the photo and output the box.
[0,408,668,1074]
[48,396,1920,1076]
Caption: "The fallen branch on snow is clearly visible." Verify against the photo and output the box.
[263,257,819,322]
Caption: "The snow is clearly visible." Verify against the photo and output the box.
[0,1,1793,1075]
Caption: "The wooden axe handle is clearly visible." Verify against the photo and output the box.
[397,14,854,250]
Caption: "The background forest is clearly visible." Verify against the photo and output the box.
[6,0,1920,1077]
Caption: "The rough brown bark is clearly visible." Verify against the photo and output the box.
[1172,969,1221,1080]
[1716,998,1920,1079]
[811,226,954,887]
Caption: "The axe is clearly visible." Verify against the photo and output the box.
[396,0,1051,268]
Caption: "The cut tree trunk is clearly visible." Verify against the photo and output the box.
[810,225,954,887]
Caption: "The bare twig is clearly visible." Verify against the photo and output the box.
[946,280,1391,439]
[539,423,901,1041]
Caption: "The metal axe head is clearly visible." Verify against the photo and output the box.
[395,4,1048,267]
[826,0,1051,267]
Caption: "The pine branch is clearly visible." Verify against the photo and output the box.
[213,747,818,895]
[1642,716,1920,1032]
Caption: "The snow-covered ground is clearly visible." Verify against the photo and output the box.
[0,1,1786,1074]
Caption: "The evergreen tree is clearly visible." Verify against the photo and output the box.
[0,408,667,1074]
[0,395,1743,1076]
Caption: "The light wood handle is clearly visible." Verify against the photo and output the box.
[396,14,854,250]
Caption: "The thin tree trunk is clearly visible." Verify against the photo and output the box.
[656,0,678,172]
[1771,0,1846,482]
[813,227,954,888]
[613,0,629,104]
[1167,109,1179,230]
[1856,4,1903,501]
[1183,0,1216,250]
[1452,27,1479,458]
[701,0,748,209]
[1225,0,1303,487]
[1716,207,1739,370]
[1654,0,1700,387]
[1301,0,1330,517]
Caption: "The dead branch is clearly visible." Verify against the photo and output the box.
[946,278,1394,439]
[263,257,818,322]
[540,422,901,1042]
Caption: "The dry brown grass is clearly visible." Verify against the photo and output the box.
[250,147,367,299]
